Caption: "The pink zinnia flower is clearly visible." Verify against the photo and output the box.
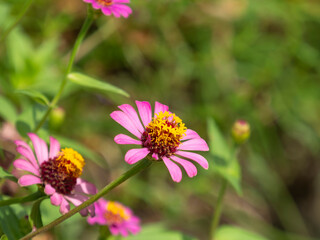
[110,101,209,182]
[88,199,141,237]
[13,133,97,216]
[83,0,132,18]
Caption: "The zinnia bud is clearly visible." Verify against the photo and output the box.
[231,120,250,144]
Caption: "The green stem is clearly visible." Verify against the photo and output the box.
[210,179,228,240]
[33,6,95,133]
[20,158,153,240]
[0,190,45,207]
[0,0,34,43]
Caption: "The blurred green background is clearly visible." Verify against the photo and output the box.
[0,0,320,239]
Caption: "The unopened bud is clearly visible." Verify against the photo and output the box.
[49,107,65,130]
[231,120,250,144]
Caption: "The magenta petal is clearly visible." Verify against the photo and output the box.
[170,156,197,178]
[49,136,60,159]
[181,129,201,141]
[18,175,42,186]
[28,133,48,165]
[125,148,149,164]
[44,184,56,195]
[162,157,182,182]
[118,104,144,133]
[135,101,152,127]
[60,197,70,214]
[178,138,209,151]
[13,159,40,176]
[110,111,142,138]
[74,178,97,195]
[114,134,141,145]
[154,101,169,116]
[50,193,62,206]
[175,151,209,169]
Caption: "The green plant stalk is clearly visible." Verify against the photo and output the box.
[210,179,228,240]
[0,0,34,43]
[0,190,45,207]
[33,6,95,133]
[20,158,153,240]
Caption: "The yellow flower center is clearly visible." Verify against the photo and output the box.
[141,111,187,158]
[104,201,129,224]
[96,0,113,6]
[56,148,85,178]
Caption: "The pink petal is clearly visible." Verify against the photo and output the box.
[49,136,60,159]
[110,111,142,138]
[114,134,141,145]
[154,101,169,116]
[101,7,112,15]
[44,184,56,195]
[74,178,97,195]
[59,197,70,214]
[170,156,197,178]
[13,159,40,176]
[18,175,42,186]
[135,101,152,127]
[125,148,149,164]
[65,195,90,216]
[112,4,132,18]
[50,193,62,206]
[118,104,144,133]
[91,1,102,9]
[178,138,209,151]
[162,157,182,182]
[110,7,121,18]
[181,129,201,141]
[119,227,129,237]
[28,133,48,165]
[110,225,120,235]
[15,144,38,169]
[114,0,130,3]
[175,151,209,169]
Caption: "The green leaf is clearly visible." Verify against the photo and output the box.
[68,72,129,97]
[207,118,242,194]
[30,197,46,229]
[15,89,49,106]
[108,224,197,240]
[0,197,25,240]
[0,167,17,182]
[215,226,269,240]
[0,96,17,123]
[0,234,8,240]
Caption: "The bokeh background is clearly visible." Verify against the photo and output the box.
[0,0,320,239]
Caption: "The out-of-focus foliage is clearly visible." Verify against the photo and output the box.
[0,0,320,239]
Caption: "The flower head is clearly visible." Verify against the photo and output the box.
[231,119,250,144]
[13,133,97,216]
[88,199,140,237]
[83,0,132,18]
[110,101,209,182]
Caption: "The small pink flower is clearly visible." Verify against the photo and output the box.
[13,133,97,216]
[88,199,141,237]
[110,101,209,182]
[83,0,132,18]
